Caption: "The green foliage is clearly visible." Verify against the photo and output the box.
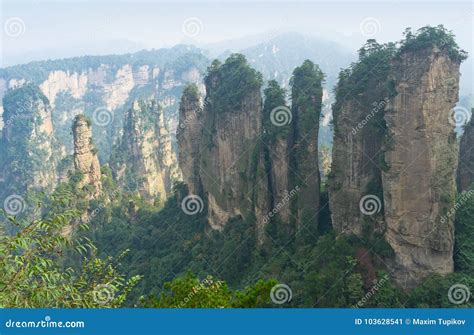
[407,273,473,308]
[454,191,474,273]
[290,60,325,132]
[263,80,290,140]
[0,191,140,307]
[205,54,263,114]
[399,25,468,63]
[143,272,276,308]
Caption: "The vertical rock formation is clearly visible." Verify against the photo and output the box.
[110,99,180,201]
[177,84,203,196]
[178,56,326,240]
[382,31,464,287]
[329,41,395,236]
[289,60,324,230]
[457,110,474,191]
[262,80,291,224]
[72,114,102,198]
[198,55,266,231]
[0,84,57,196]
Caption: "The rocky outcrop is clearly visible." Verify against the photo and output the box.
[198,56,266,231]
[329,42,394,236]
[457,111,474,191]
[382,45,461,288]
[329,27,467,289]
[0,84,57,196]
[72,115,102,198]
[178,56,325,239]
[289,60,324,230]
[0,46,208,164]
[110,99,180,201]
[177,84,203,196]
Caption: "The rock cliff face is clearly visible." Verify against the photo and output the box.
[382,46,461,288]
[329,42,395,236]
[0,46,208,162]
[457,112,474,191]
[72,115,102,198]
[178,56,325,239]
[198,56,266,231]
[177,84,204,196]
[329,27,466,289]
[0,84,57,196]
[290,60,324,230]
[111,99,180,201]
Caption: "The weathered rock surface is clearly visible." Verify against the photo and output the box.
[329,44,393,236]
[457,111,474,191]
[177,84,203,196]
[382,46,460,288]
[289,60,324,230]
[72,115,102,198]
[0,84,57,195]
[111,99,180,201]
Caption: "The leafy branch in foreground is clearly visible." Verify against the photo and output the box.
[142,272,277,308]
[0,191,141,308]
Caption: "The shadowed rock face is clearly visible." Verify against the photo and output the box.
[329,44,394,237]
[458,113,474,192]
[382,47,460,288]
[177,85,204,196]
[177,55,270,233]
[200,82,265,231]
[72,115,102,198]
